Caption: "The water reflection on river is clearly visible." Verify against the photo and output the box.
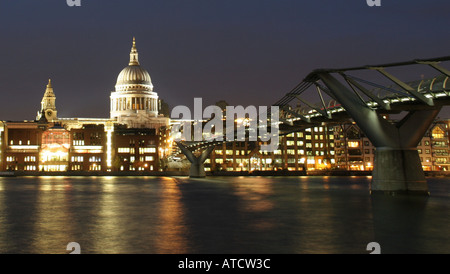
[0,176,448,254]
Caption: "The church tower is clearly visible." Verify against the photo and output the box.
[36,79,58,122]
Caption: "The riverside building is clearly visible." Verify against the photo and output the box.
[0,38,169,173]
[202,120,450,173]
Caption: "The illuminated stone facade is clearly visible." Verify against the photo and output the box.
[0,38,168,173]
[110,38,168,129]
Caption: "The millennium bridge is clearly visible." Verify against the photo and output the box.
[175,56,450,195]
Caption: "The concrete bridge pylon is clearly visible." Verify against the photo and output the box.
[176,142,215,178]
[318,72,441,195]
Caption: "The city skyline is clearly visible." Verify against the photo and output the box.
[1,1,450,121]
[0,1,449,256]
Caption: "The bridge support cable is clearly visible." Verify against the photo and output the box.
[273,81,313,107]
[315,85,332,119]
[317,72,441,195]
[176,142,215,178]
[340,73,391,110]
[371,67,434,106]
[343,75,412,99]
[288,93,330,119]
[415,60,450,77]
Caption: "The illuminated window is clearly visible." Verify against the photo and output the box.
[6,156,16,162]
[71,156,83,162]
[139,147,156,154]
[25,156,36,162]
[145,156,154,161]
[436,157,447,164]
[89,156,101,162]
[348,141,359,148]
[432,127,445,139]
[118,147,130,153]
[71,165,82,171]
[89,164,101,171]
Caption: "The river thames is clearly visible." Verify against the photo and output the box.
[0,175,448,254]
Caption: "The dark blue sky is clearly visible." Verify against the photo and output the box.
[0,0,449,120]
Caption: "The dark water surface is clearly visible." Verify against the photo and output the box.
[0,176,448,254]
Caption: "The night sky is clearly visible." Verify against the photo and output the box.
[0,0,449,121]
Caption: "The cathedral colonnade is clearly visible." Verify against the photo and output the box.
[110,95,159,113]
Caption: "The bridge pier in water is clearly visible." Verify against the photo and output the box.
[176,142,215,178]
[318,72,441,195]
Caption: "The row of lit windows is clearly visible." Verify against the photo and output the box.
[73,140,85,146]
[419,157,448,164]
[285,140,334,146]
[7,165,37,171]
[6,156,16,162]
[9,140,32,145]
[71,164,101,171]
[89,156,101,162]
[119,165,154,171]
[25,156,36,162]
[72,156,84,162]
[117,147,156,154]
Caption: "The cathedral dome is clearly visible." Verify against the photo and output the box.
[116,65,152,86]
[115,38,153,92]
